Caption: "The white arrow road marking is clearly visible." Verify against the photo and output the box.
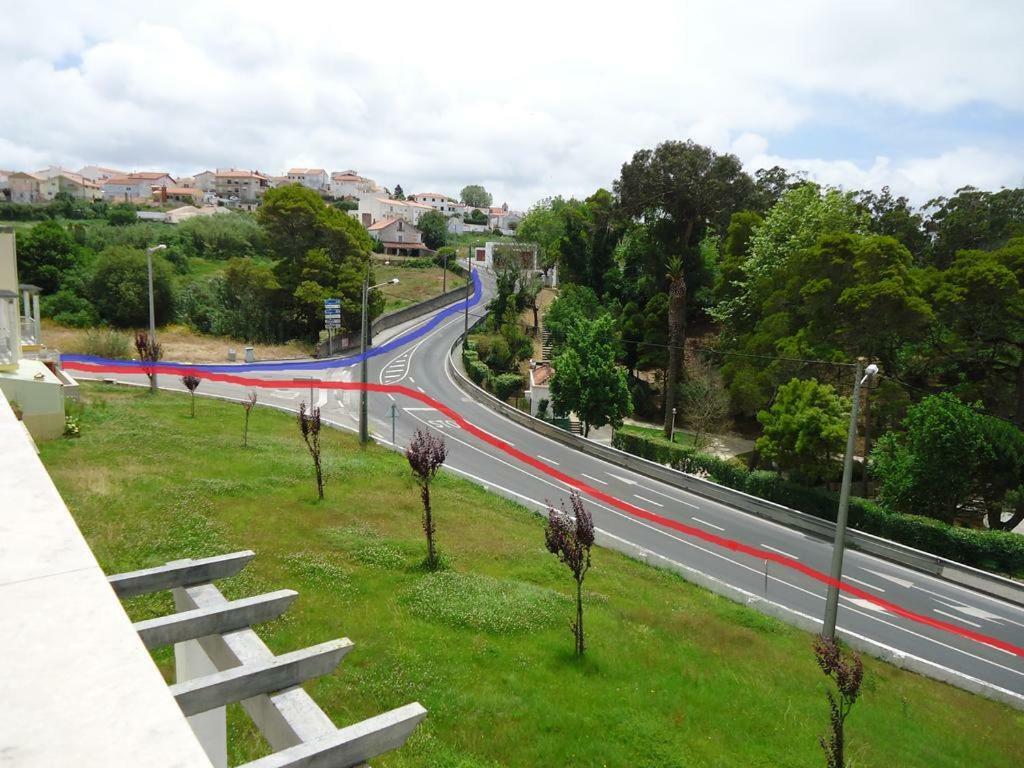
[844,576,885,593]
[932,598,1015,624]
[934,608,982,628]
[861,567,915,589]
[843,597,888,614]
[607,473,637,485]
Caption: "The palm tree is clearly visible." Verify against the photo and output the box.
[664,256,687,440]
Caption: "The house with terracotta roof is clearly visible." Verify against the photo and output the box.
[329,170,381,199]
[366,217,433,256]
[102,172,176,202]
[191,170,217,194]
[7,173,45,204]
[528,361,553,417]
[352,196,434,228]
[286,168,329,191]
[151,186,203,205]
[213,169,270,203]
[77,165,127,183]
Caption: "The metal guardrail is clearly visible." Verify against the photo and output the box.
[446,337,1024,608]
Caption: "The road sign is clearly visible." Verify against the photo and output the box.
[324,298,341,308]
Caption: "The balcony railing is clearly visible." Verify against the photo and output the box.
[20,318,38,346]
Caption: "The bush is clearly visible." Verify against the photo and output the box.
[41,290,99,328]
[492,372,524,401]
[107,204,137,226]
[486,336,512,370]
[611,429,1024,575]
[83,328,132,359]
[89,246,175,327]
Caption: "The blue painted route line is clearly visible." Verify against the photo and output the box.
[63,269,482,373]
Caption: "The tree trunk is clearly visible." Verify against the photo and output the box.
[422,484,436,567]
[532,302,539,338]
[860,385,871,497]
[314,455,324,500]
[243,411,250,447]
[1015,357,1024,428]
[663,275,687,439]
[575,579,584,656]
[190,394,195,418]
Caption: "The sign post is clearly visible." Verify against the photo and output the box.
[324,298,341,357]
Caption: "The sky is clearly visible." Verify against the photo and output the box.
[2,0,1022,211]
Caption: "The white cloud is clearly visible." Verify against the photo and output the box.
[1,1,1021,207]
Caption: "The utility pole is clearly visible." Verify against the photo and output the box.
[822,360,878,640]
[463,254,472,340]
[390,402,398,445]
[442,249,447,294]
[359,272,370,445]
[145,244,166,393]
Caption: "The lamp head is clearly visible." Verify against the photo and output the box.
[390,278,400,285]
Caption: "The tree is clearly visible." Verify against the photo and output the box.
[544,491,594,656]
[756,378,849,484]
[466,208,488,225]
[181,375,200,417]
[517,198,567,276]
[871,393,1024,529]
[681,359,729,449]
[242,391,257,447]
[133,331,163,393]
[406,429,448,569]
[297,402,324,500]
[259,185,377,340]
[924,186,1024,269]
[663,256,687,439]
[90,247,175,327]
[543,284,601,352]
[418,210,448,250]
[715,210,762,306]
[550,313,632,436]
[107,203,137,226]
[15,221,77,293]
[855,186,928,259]
[460,184,492,208]
[216,258,280,342]
[813,636,864,768]
[392,184,405,200]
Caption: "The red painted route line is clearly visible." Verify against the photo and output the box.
[67,360,1024,659]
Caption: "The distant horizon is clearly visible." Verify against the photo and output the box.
[3,1,1021,211]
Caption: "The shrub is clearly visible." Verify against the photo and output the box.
[611,429,1024,575]
[486,336,512,370]
[492,372,524,401]
[83,328,132,359]
[42,290,99,328]
[89,246,175,327]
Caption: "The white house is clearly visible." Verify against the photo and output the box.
[192,170,217,194]
[470,241,556,285]
[527,361,553,417]
[352,196,434,228]
[286,168,329,191]
[102,172,176,202]
[77,165,126,183]
[366,217,433,256]
[7,173,44,204]
[329,170,381,199]
[33,169,103,201]
[411,192,462,216]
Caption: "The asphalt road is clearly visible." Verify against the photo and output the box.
[71,269,1024,700]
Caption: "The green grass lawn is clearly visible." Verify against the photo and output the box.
[40,384,1024,767]
[373,263,466,312]
[619,422,697,448]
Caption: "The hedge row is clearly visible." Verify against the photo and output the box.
[462,342,524,402]
[611,430,1024,576]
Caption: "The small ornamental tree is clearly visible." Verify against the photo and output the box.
[242,391,257,447]
[297,402,324,500]
[544,491,595,656]
[813,636,864,768]
[406,429,448,569]
[181,374,200,417]
[134,331,163,393]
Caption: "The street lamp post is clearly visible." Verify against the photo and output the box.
[822,360,879,640]
[145,244,166,393]
[359,275,400,445]
[463,255,472,340]
[442,250,447,294]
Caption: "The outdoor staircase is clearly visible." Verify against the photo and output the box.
[541,328,552,360]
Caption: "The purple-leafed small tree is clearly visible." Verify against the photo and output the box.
[813,635,864,768]
[298,402,324,500]
[134,331,163,393]
[242,391,257,447]
[545,491,595,656]
[406,429,448,569]
[181,375,200,417]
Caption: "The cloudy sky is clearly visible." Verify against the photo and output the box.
[3,1,1022,209]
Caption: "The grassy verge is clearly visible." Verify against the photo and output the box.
[619,421,697,448]
[372,262,466,312]
[40,384,1024,767]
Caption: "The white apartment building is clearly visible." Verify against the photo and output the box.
[214,169,270,203]
[38,171,103,202]
[77,165,126,183]
[411,192,463,216]
[102,172,176,202]
[286,168,329,191]
[192,170,217,194]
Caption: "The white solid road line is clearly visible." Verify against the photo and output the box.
[935,608,983,629]
[607,472,637,485]
[581,473,608,485]
[762,544,799,560]
[691,516,725,532]
[633,494,663,508]
[536,455,560,466]
[860,567,915,590]
[844,575,886,593]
